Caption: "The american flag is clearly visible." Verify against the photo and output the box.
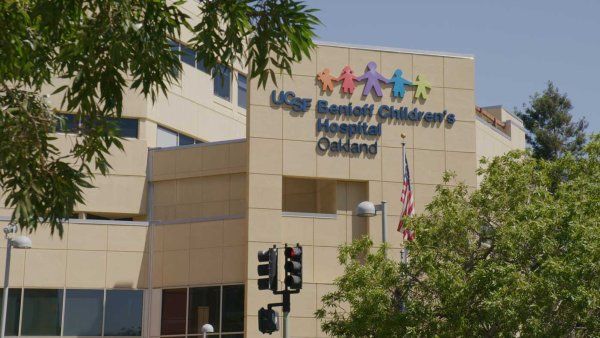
[397,151,415,241]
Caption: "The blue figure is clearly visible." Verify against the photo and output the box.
[356,61,389,97]
[389,69,412,98]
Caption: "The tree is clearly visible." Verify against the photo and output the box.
[316,136,600,337]
[0,0,319,235]
[517,81,588,160]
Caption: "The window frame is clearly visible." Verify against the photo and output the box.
[63,289,104,336]
[159,284,245,338]
[9,288,144,337]
[21,288,64,336]
[156,125,202,148]
[55,114,139,139]
[237,74,247,109]
[213,66,232,102]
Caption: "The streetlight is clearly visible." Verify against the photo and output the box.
[1,224,31,338]
[356,200,388,257]
[200,323,214,338]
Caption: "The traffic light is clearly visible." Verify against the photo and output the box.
[257,248,278,292]
[284,245,302,290]
[258,307,279,334]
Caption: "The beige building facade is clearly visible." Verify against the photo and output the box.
[0,41,524,338]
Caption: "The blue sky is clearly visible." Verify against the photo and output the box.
[304,0,599,132]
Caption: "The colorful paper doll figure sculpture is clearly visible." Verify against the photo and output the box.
[388,69,412,98]
[356,61,389,97]
[336,66,358,94]
[414,75,431,100]
[317,68,336,92]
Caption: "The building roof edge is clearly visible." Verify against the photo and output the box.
[315,40,475,59]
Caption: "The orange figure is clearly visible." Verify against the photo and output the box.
[317,68,336,92]
[336,65,357,94]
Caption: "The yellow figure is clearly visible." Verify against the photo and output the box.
[317,68,336,92]
[414,75,431,100]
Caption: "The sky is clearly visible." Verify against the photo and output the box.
[303,0,599,132]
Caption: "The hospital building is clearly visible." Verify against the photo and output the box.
[0,7,525,337]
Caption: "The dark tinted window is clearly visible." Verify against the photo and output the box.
[56,114,79,133]
[108,117,139,138]
[178,134,195,146]
[214,66,231,101]
[222,285,244,332]
[188,286,220,334]
[22,289,63,336]
[237,74,247,109]
[168,40,180,78]
[168,39,179,51]
[161,288,187,335]
[64,289,103,336]
[196,58,209,73]
[104,290,143,336]
[0,289,21,336]
[86,213,134,221]
[181,46,196,67]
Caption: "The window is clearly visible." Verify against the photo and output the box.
[56,114,78,133]
[22,289,63,336]
[55,114,139,138]
[214,66,232,101]
[169,39,209,74]
[196,58,209,73]
[0,289,21,336]
[161,288,187,335]
[222,285,244,333]
[64,289,103,336]
[86,213,134,221]
[104,290,143,336]
[178,133,195,146]
[181,46,196,68]
[156,125,202,147]
[162,285,244,337]
[157,126,178,148]
[188,286,220,334]
[7,288,143,337]
[168,39,180,78]
[109,117,139,138]
[237,74,247,109]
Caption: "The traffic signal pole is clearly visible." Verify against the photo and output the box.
[257,244,302,336]
[282,293,290,338]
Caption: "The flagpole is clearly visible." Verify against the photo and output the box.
[401,136,409,265]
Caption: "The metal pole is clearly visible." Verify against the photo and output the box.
[381,201,387,258]
[283,311,289,338]
[401,141,408,264]
[1,239,12,338]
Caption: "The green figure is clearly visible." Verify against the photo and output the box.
[414,75,431,100]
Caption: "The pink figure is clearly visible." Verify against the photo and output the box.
[336,66,357,94]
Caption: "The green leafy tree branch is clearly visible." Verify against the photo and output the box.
[317,136,600,337]
[0,0,320,235]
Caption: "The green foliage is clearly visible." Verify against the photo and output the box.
[0,0,319,235]
[517,81,588,160]
[317,137,600,337]
[191,0,320,87]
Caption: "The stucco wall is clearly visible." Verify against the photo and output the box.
[245,43,477,337]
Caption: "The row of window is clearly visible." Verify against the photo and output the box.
[1,288,143,336]
[169,40,247,109]
[161,285,244,337]
[157,125,203,148]
[55,115,139,139]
